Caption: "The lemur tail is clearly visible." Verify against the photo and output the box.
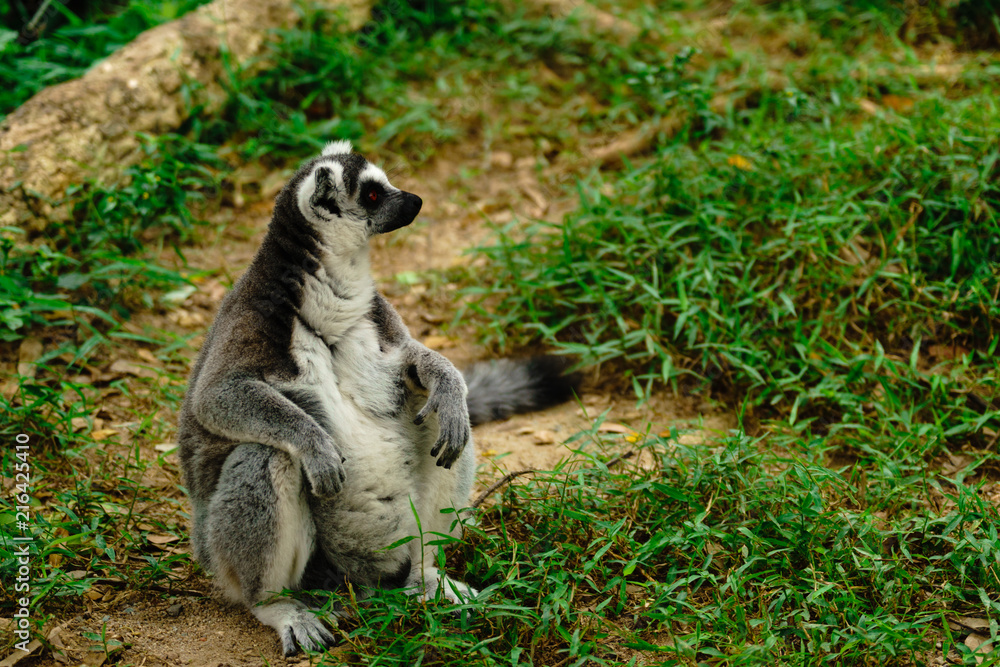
[463,356,581,426]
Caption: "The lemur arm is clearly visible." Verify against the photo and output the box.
[192,373,346,497]
[369,293,471,469]
[367,292,412,347]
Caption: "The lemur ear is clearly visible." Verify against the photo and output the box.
[309,167,340,216]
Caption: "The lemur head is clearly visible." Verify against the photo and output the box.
[288,140,422,252]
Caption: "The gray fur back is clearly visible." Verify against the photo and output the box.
[463,356,579,426]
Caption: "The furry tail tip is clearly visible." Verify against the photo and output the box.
[463,356,581,426]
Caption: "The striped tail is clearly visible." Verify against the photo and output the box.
[463,356,580,426]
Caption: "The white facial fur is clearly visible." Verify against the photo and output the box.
[295,160,367,252]
[358,162,392,189]
[295,152,402,254]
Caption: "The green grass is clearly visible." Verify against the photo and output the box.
[303,427,999,665]
[0,0,210,119]
[460,1,1000,662]
[471,88,1000,409]
[2,0,1000,664]
[1,0,221,344]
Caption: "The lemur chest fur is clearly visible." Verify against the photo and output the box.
[286,316,411,439]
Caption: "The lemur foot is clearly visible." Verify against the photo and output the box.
[407,568,478,604]
[439,576,479,604]
[253,600,337,656]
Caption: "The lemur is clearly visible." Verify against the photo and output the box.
[176,141,577,656]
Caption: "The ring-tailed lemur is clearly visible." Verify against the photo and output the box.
[176,141,577,656]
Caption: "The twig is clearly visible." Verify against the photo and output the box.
[472,469,536,508]
[471,450,637,509]
[605,450,635,469]
[17,0,55,45]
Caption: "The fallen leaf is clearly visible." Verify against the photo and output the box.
[490,151,513,168]
[154,443,178,453]
[599,423,642,440]
[943,453,974,476]
[207,280,227,302]
[47,623,76,666]
[882,94,914,113]
[519,181,549,213]
[678,433,705,446]
[168,309,207,328]
[147,534,179,546]
[90,429,118,441]
[79,650,107,667]
[70,417,88,432]
[51,650,75,666]
[929,343,969,361]
[160,284,197,306]
[727,155,753,171]
[516,427,535,435]
[109,359,156,379]
[0,380,19,401]
[948,616,992,632]
[16,337,44,378]
[136,349,159,364]
[0,639,42,666]
[589,116,684,167]
[857,98,880,115]
[533,430,558,445]
[964,633,994,665]
[423,335,453,350]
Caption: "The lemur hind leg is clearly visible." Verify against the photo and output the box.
[405,440,479,603]
[203,443,336,656]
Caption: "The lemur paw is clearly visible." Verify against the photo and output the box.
[302,450,347,498]
[440,577,479,604]
[253,600,337,657]
[416,397,471,470]
[410,572,478,604]
[430,407,471,469]
[278,610,337,656]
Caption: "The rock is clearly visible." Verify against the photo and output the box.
[0,0,375,233]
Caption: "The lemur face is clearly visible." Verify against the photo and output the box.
[295,141,422,250]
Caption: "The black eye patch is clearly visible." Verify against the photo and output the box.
[360,181,385,210]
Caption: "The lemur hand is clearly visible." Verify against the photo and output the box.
[415,385,471,469]
[301,438,347,497]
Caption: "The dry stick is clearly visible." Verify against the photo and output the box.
[472,469,536,509]
[471,450,636,509]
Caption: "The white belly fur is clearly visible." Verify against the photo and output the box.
[283,318,469,584]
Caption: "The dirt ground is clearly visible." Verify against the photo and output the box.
[5,139,732,667]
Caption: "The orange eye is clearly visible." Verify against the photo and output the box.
[368,190,378,202]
